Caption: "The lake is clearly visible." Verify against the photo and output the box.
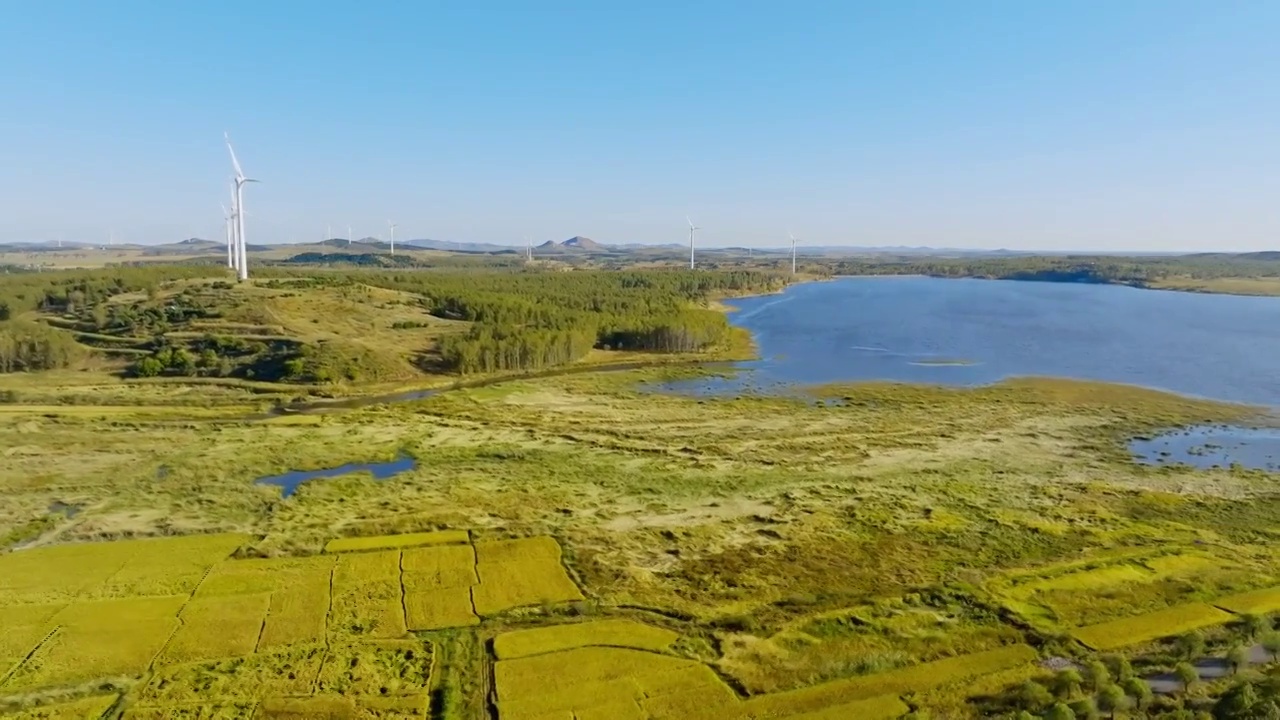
[668,277,1280,406]
[256,455,416,498]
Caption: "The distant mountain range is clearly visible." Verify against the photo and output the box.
[0,236,1267,259]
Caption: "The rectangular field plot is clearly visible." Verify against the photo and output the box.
[196,555,335,597]
[402,544,477,590]
[3,621,178,691]
[325,529,469,553]
[122,702,258,719]
[5,695,119,719]
[475,536,563,565]
[194,555,335,650]
[91,533,249,598]
[0,604,63,660]
[405,588,478,630]
[159,593,270,664]
[330,550,406,638]
[258,696,356,718]
[1073,602,1233,650]
[259,576,332,649]
[1216,586,1280,615]
[138,644,326,704]
[494,619,679,659]
[497,647,723,720]
[496,646,702,702]
[0,542,134,604]
[472,538,582,616]
[314,640,431,696]
[739,644,1037,718]
[784,694,912,720]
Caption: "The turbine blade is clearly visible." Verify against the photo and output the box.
[225,132,246,180]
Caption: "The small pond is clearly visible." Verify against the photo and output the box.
[1130,426,1280,471]
[256,455,416,498]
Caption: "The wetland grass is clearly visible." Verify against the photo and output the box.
[1,361,1276,717]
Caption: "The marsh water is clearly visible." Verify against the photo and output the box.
[256,455,416,497]
[1130,426,1280,470]
[667,277,1280,406]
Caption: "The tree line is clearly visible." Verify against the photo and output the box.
[260,267,787,374]
[830,254,1280,287]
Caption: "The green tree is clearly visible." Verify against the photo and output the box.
[1045,703,1077,720]
[1263,631,1280,662]
[1055,668,1084,700]
[1069,696,1099,719]
[1108,654,1134,683]
[1084,659,1112,693]
[133,356,163,377]
[1097,684,1128,720]
[1228,644,1250,674]
[1018,680,1054,711]
[1242,613,1271,640]
[1123,676,1153,711]
[1213,681,1259,719]
[1177,631,1207,661]
[1175,661,1199,692]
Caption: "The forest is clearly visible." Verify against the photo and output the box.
[264,268,787,374]
[0,265,787,380]
[831,253,1280,286]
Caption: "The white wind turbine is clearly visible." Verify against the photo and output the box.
[348,224,353,246]
[525,235,533,261]
[686,216,700,270]
[388,220,397,254]
[225,132,258,281]
[788,230,798,274]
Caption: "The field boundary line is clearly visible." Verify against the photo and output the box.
[0,625,60,688]
[398,550,409,633]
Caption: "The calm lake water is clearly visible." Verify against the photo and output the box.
[668,277,1280,406]
[256,455,416,498]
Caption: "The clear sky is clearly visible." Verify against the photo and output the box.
[2,1,1278,251]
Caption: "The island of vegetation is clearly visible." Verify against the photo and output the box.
[1,251,1279,719]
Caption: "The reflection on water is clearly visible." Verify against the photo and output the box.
[1131,426,1280,471]
[256,455,416,498]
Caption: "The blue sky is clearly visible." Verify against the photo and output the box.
[2,1,1278,250]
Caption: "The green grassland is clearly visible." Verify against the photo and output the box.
[3,268,1280,717]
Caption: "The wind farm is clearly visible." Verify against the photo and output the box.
[6,2,1280,718]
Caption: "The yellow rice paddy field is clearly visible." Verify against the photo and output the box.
[4,526,1278,718]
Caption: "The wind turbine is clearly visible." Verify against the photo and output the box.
[525,235,533,262]
[686,216,700,270]
[388,221,397,254]
[225,132,258,281]
[347,224,353,246]
[788,230,798,274]
[221,204,234,268]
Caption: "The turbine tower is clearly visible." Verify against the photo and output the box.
[388,221,397,254]
[228,178,240,272]
[221,204,234,268]
[525,235,533,262]
[788,230,798,275]
[225,132,258,282]
[347,225,353,246]
[686,216,700,270]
